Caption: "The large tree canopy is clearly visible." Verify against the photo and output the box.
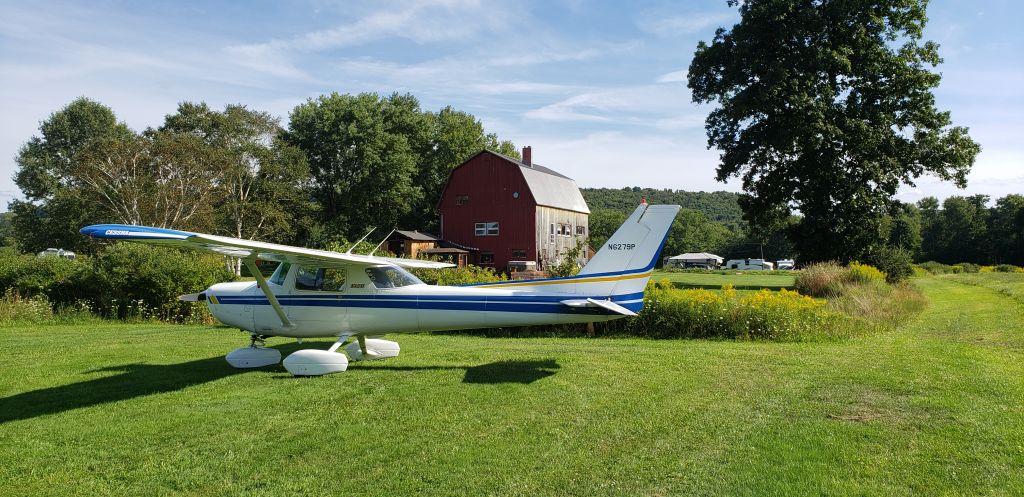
[9,98,133,252]
[285,92,516,241]
[159,102,311,245]
[688,0,980,262]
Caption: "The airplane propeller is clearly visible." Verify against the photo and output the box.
[178,292,206,302]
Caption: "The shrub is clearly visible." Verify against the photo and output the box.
[1,242,234,322]
[959,263,981,273]
[0,250,88,304]
[995,264,1022,273]
[918,261,955,274]
[411,265,508,285]
[83,243,235,321]
[860,245,914,282]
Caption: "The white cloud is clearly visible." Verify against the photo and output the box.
[486,41,642,67]
[635,11,735,37]
[655,69,688,83]
[516,131,737,192]
[524,85,704,129]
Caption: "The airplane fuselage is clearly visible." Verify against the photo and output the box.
[206,278,644,338]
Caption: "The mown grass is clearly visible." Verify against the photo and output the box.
[1,276,1022,495]
[943,272,1024,305]
[651,269,796,291]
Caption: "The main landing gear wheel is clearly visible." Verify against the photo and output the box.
[345,337,400,361]
[283,335,351,376]
[225,334,281,368]
[282,336,402,376]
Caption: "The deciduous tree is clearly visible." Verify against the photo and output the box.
[10,98,132,252]
[159,103,311,246]
[688,0,980,262]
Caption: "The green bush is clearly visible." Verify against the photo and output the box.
[0,250,85,303]
[82,243,235,321]
[410,264,508,285]
[959,263,981,273]
[0,243,233,323]
[860,246,914,282]
[995,264,1021,273]
[917,261,955,274]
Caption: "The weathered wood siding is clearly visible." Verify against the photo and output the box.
[535,206,589,269]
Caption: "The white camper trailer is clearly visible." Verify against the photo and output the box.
[724,258,774,270]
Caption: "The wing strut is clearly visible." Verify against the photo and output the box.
[242,258,294,328]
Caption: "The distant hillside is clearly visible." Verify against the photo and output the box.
[580,187,744,230]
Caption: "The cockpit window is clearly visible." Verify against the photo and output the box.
[269,262,290,285]
[294,266,347,291]
[364,265,422,289]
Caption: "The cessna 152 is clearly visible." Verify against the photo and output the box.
[81,202,680,376]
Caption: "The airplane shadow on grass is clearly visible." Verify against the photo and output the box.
[351,359,560,385]
[0,346,559,424]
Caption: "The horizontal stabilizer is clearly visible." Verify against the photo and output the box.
[560,298,638,316]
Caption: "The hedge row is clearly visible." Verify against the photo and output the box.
[0,244,234,322]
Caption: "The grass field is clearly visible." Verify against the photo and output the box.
[651,269,796,290]
[943,272,1024,305]
[2,276,1023,495]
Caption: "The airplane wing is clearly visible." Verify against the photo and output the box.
[80,224,455,270]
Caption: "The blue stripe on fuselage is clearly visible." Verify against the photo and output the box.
[212,291,647,315]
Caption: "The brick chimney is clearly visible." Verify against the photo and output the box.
[522,146,532,166]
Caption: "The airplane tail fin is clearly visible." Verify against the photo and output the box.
[575,202,680,300]
[467,202,679,314]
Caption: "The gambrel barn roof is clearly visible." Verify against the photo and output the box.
[442,150,590,214]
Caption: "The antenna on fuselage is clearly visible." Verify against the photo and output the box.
[345,227,377,254]
[369,228,396,256]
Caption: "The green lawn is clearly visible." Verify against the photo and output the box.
[652,269,796,290]
[1,276,1022,495]
[943,272,1024,304]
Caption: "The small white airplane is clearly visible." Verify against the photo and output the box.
[81,202,680,376]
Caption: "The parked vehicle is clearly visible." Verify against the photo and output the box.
[37,248,76,260]
[776,259,795,270]
[725,258,774,270]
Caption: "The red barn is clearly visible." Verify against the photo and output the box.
[438,147,590,272]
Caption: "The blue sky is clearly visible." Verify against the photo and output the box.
[1,0,1021,211]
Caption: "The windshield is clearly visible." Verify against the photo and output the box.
[364,265,422,289]
[269,262,290,285]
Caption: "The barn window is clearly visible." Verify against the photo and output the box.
[475,222,498,236]
[576,225,586,236]
[455,194,469,206]
[512,249,527,259]
[480,252,495,264]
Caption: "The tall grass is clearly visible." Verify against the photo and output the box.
[0,291,99,326]
[795,262,927,333]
